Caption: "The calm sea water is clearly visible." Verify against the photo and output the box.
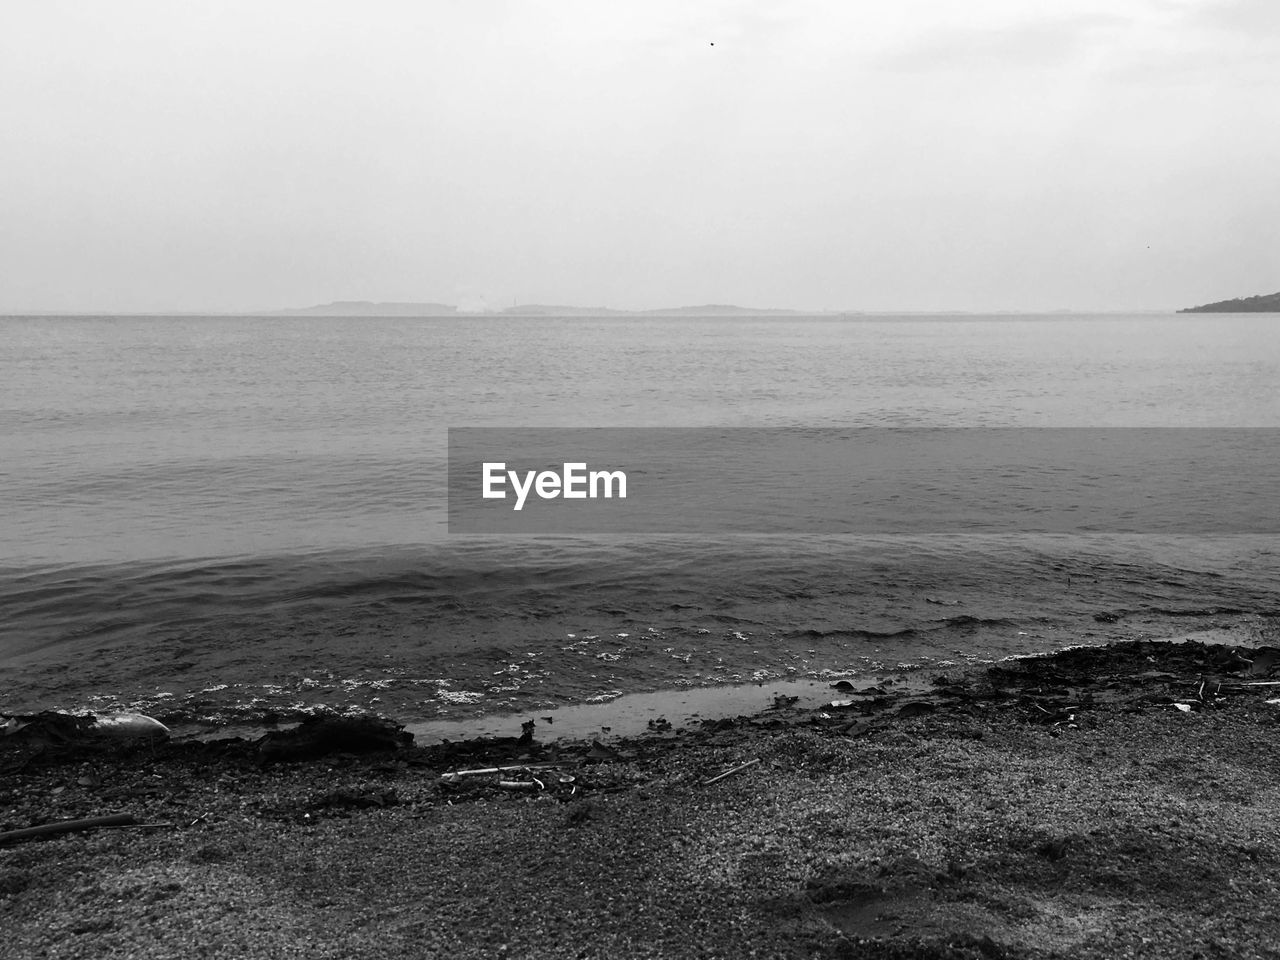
[3,313,1279,720]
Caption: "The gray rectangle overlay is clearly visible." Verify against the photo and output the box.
[448,428,1279,534]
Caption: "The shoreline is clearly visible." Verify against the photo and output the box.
[5,609,1273,736]
[4,637,1280,958]
[3,618,1270,746]
[6,534,1278,728]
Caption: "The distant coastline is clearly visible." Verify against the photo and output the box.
[1178,291,1280,313]
[275,300,808,317]
[275,300,460,317]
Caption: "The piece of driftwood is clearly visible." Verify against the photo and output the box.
[702,758,761,786]
[439,763,557,781]
[0,813,137,845]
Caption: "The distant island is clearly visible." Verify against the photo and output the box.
[274,301,805,317]
[1179,292,1280,313]
[276,301,459,316]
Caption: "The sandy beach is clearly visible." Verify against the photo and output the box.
[4,638,1279,959]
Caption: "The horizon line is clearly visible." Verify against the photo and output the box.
[0,304,1188,317]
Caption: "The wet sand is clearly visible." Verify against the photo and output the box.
[4,638,1280,959]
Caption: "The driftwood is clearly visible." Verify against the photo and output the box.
[702,758,760,786]
[438,763,557,782]
[0,813,137,845]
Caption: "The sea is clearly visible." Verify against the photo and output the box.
[3,313,1279,737]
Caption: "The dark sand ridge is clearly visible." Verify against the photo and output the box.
[4,634,1280,959]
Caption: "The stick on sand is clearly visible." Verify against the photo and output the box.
[702,759,760,786]
[0,814,138,845]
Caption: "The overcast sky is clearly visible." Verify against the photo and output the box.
[2,0,1277,313]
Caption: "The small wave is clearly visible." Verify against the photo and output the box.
[782,627,918,642]
[926,615,1021,629]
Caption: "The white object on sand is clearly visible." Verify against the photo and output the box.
[90,713,171,740]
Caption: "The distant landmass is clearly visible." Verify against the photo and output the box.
[276,301,458,316]
[1179,292,1280,313]
[275,301,805,317]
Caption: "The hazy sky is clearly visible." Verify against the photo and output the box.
[2,0,1277,313]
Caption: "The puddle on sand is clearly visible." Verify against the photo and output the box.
[406,673,940,745]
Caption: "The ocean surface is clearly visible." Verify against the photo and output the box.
[3,313,1279,729]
